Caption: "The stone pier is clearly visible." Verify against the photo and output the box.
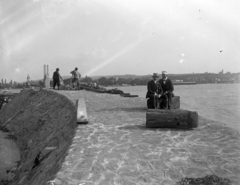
[52,90,240,185]
[0,89,239,185]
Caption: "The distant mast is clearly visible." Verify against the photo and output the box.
[27,74,30,87]
[27,74,30,83]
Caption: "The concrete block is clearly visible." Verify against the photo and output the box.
[77,98,88,124]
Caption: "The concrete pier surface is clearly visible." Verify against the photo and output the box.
[52,90,240,185]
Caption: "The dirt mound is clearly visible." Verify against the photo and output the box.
[0,89,77,185]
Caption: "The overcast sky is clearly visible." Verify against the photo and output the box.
[0,0,239,82]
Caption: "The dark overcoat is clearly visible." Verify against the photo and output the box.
[158,78,174,93]
[146,80,162,98]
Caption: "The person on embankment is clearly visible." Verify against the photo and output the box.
[146,73,162,109]
[158,71,174,109]
[52,68,64,90]
[70,67,81,89]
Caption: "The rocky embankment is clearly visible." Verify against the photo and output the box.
[0,89,77,185]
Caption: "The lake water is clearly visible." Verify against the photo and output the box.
[110,84,240,132]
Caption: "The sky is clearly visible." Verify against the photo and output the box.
[0,0,239,82]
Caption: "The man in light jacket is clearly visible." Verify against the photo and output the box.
[70,67,81,88]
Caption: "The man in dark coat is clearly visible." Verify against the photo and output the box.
[52,68,63,90]
[146,73,162,109]
[159,71,174,109]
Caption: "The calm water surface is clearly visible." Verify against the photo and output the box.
[112,84,240,131]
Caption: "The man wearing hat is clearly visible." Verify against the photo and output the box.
[158,71,174,109]
[146,73,162,109]
[70,67,81,88]
[52,68,64,90]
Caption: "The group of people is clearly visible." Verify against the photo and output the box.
[146,71,174,109]
[52,68,173,110]
[52,67,81,90]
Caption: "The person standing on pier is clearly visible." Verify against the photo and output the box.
[146,73,162,109]
[52,68,64,90]
[70,67,81,88]
[159,71,174,109]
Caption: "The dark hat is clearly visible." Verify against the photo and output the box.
[152,73,159,77]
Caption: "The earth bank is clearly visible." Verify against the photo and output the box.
[0,89,77,185]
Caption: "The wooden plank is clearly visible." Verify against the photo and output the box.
[77,98,88,124]
[146,109,198,129]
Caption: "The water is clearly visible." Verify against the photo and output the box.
[0,89,21,181]
[110,84,240,131]
[0,131,20,181]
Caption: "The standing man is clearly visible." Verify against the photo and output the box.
[146,73,162,109]
[52,68,64,90]
[70,67,81,88]
[159,71,174,109]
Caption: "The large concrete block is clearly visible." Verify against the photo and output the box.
[77,98,88,124]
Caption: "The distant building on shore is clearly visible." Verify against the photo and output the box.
[219,69,224,74]
[26,74,30,87]
[27,74,30,82]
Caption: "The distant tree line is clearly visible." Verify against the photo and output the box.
[0,79,44,89]
[72,72,240,86]
[60,76,149,87]
[169,72,240,84]
[0,79,23,89]
[1,72,239,89]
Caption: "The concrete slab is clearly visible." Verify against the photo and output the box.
[77,98,88,124]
